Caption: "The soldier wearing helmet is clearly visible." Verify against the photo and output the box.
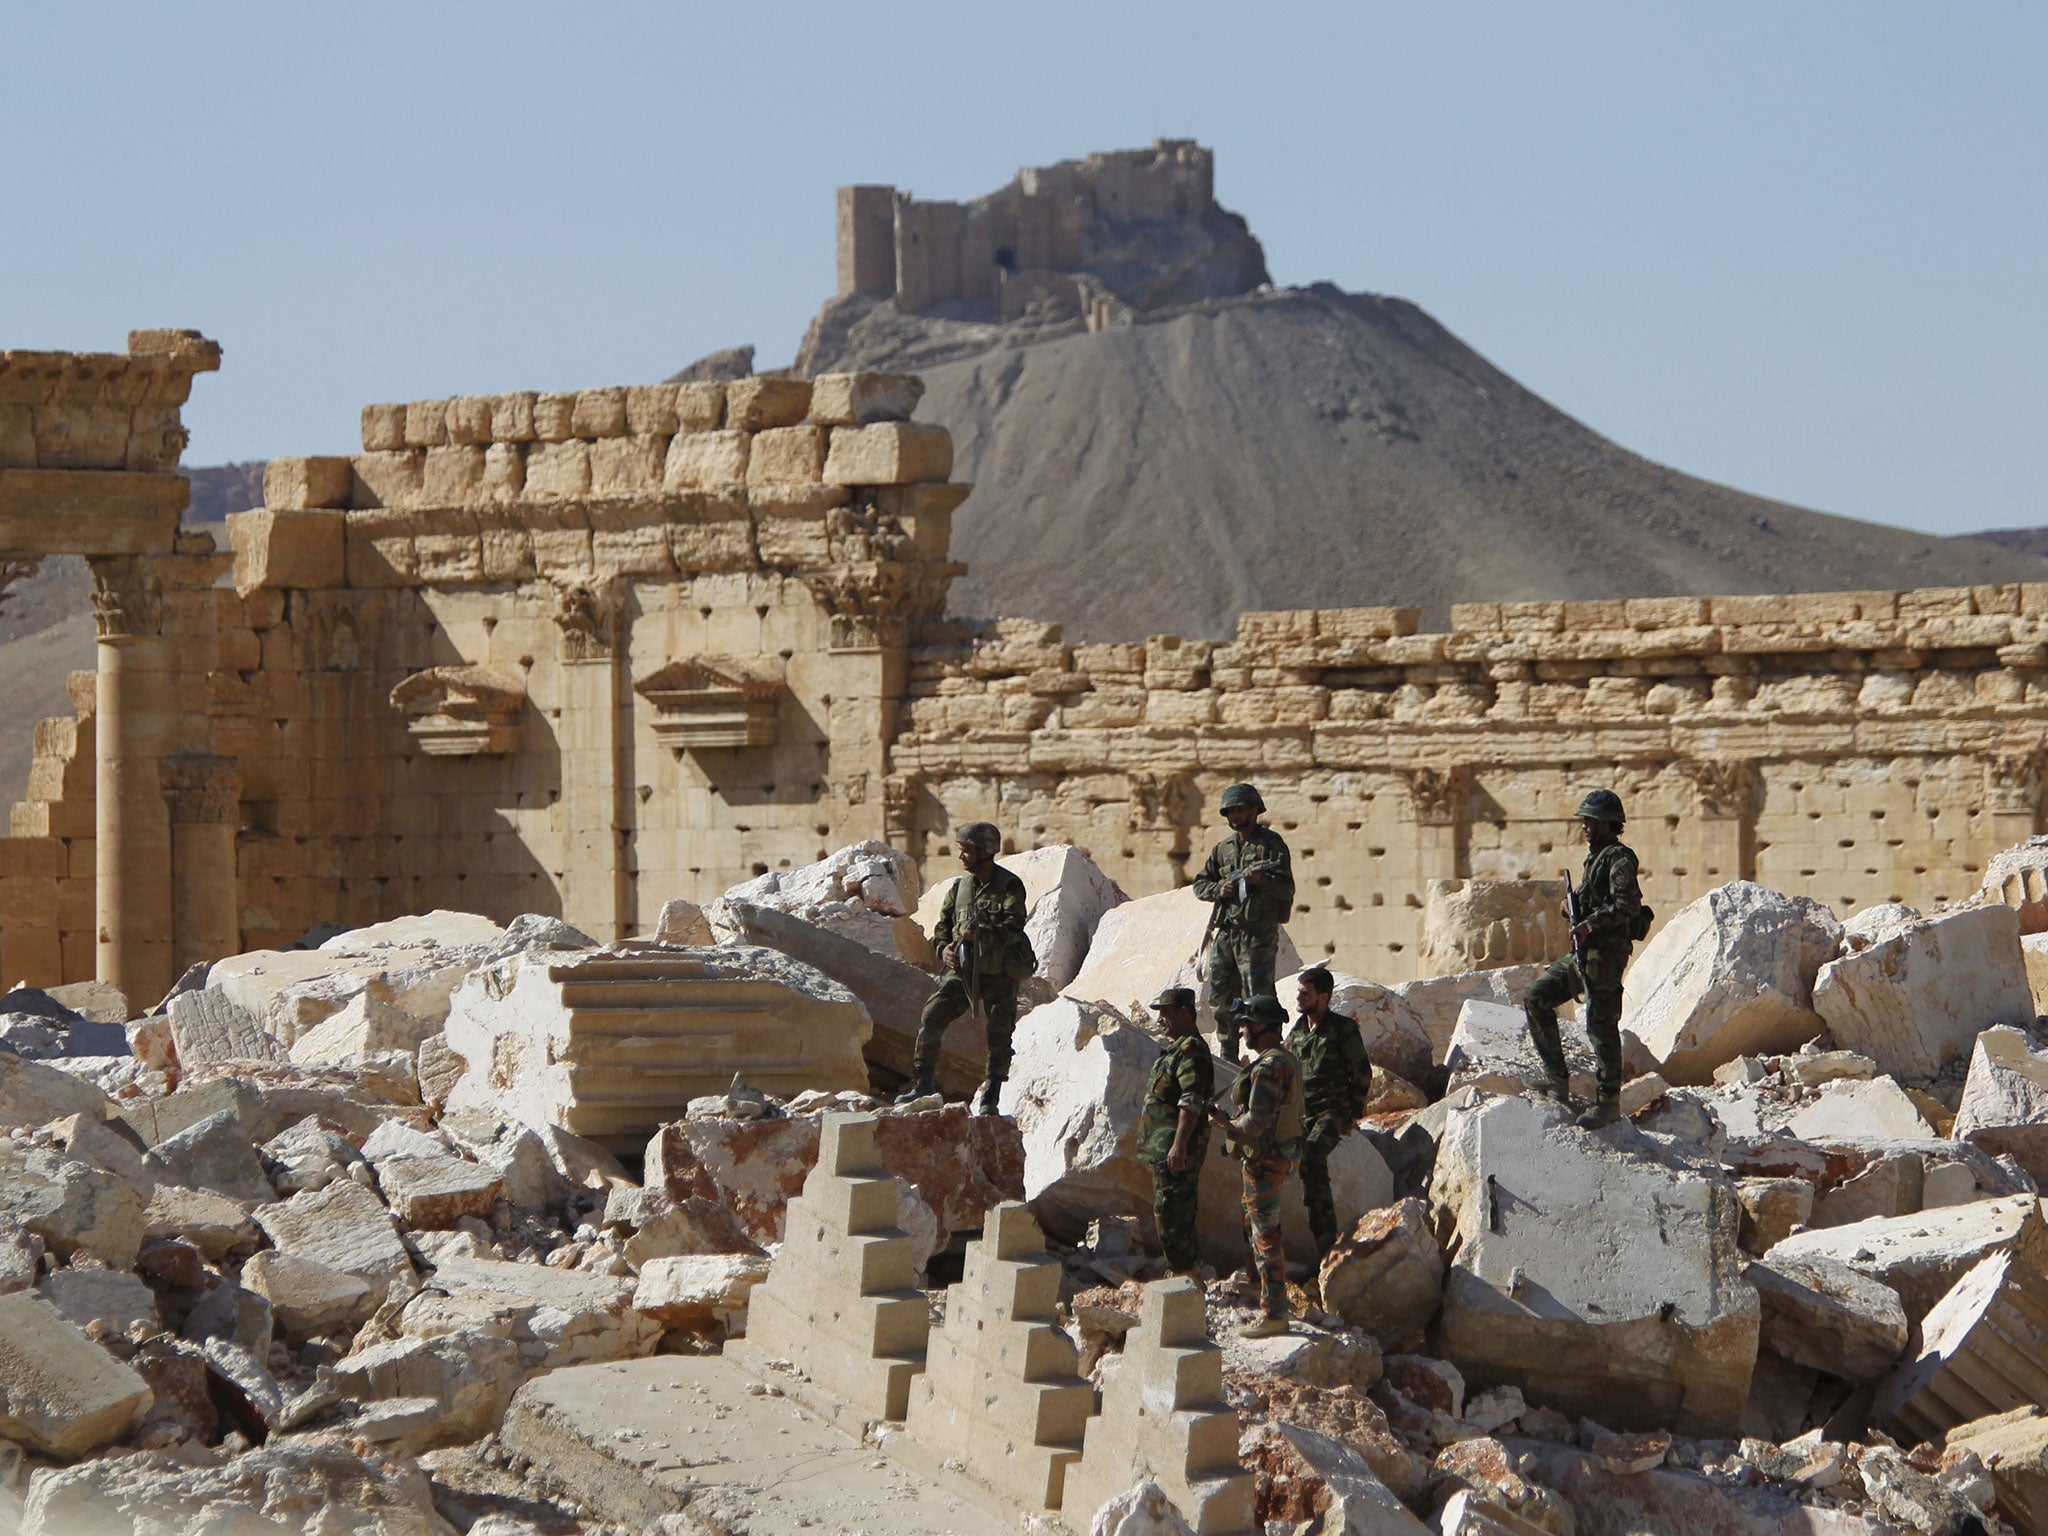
[1523,788,1647,1128]
[900,819,1035,1115]
[1193,783,1296,1064]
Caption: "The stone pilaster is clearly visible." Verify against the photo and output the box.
[552,580,631,941]
[1401,766,1468,884]
[1677,757,1758,900]
[90,556,174,1011]
[1987,751,2045,852]
[159,753,240,975]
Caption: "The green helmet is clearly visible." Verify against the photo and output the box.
[1243,994,1289,1025]
[1575,789,1625,825]
[1219,783,1265,814]
[954,820,1002,852]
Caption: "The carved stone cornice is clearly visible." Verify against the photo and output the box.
[158,753,239,825]
[800,557,962,651]
[88,556,164,639]
[391,665,527,756]
[1400,766,1469,827]
[1675,757,1758,820]
[551,579,620,662]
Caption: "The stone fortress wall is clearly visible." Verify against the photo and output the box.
[1,342,2044,1000]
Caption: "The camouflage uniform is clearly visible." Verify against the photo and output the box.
[1223,1043,1304,1320]
[1138,1032,1215,1274]
[1193,827,1295,1058]
[914,863,1032,1083]
[1286,1008,1371,1255]
[1525,839,1643,1100]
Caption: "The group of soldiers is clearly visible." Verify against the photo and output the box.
[898,780,1645,1335]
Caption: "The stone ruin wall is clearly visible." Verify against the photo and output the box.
[1,347,2044,994]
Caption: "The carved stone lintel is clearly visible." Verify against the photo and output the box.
[89,556,164,640]
[1988,751,2046,817]
[552,579,619,662]
[1401,766,1469,827]
[391,665,527,757]
[158,754,239,825]
[1677,758,1758,821]
[634,657,784,752]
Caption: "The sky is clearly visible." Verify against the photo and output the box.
[3,2,2043,536]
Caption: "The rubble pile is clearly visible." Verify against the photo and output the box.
[3,840,2048,1535]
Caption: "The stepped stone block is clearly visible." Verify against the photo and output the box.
[1062,1276,1255,1536]
[730,1114,929,1426]
[1877,1247,2048,1444]
[903,1202,1094,1511]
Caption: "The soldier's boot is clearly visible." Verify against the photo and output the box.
[1535,1071,1573,1106]
[973,1076,1005,1118]
[1241,1313,1292,1338]
[1575,1093,1621,1130]
[895,1063,938,1104]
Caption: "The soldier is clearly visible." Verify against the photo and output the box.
[901,820,1035,1116]
[1138,986,1214,1277]
[1523,789,1646,1129]
[1193,783,1296,1064]
[1210,994,1304,1337]
[1286,966,1371,1258]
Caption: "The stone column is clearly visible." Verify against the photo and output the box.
[1402,766,1468,885]
[89,558,175,1012]
[552,581,631,941]
[1678,758,1758,900]
[1986,751,2045,853]
[159,754,240,975]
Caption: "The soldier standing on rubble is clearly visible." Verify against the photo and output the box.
[1522,788,1648,1130]
[1138,987,1214,1277]
[1211,994,1304,1337]
[1286,966,1371,1258]
[900,820,1034,1117]
[1194,783,1296,1065]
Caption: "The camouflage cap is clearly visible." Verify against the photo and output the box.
[1151,986,1198,1014]
[1575,789,1626,824]
[1219,782,1265,813]
[1243,994,1289,1025]
[953,820,1002,852]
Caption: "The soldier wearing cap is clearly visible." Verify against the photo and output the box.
[1138,986,1214,1276]
[1193,783,1296,1064]
[1524,789,1647,1129]
[901,820,1034,1115]
[1211,993,1304,1336]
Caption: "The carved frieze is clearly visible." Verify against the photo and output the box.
[552,579,619,662]
[88,556,163,639]
[634,656,786,752]
[1676,758,1758,821]
[1988,751,2047,818]
[390,665,527,756]
[1401,766,1469,827]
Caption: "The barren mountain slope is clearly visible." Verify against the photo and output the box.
[918,284,2045,639]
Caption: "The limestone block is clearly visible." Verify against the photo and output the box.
[1386,966,1542,1069]
[1744,1252,1908,1380]
[262,455,352,511]
[1315,1197,1444,1350]
[153,1110,275,1205]
[397,1255,658,1368]
[621,383,678,435]
[1810,1150,1925,1228]
[675,380,725,430]
[375,1155,503,1228]
[1946,1408,2048,1536]
[1418,879,1567,977]
[0,1291,153,1457]
[914,844,1125,995]
[359,403,405,451]
[253,1177,413,1294]
[1444,999,1653,1100]
[1063,885,1300,1039]
[663,428,750,487]
[403,400,447,447]
[167,986,288,1065]
[717,841,923,959]
[142,1185,259,1262]
[227,507,346,594]
[570,386,627,438]
[586,433,663,493]
[524,439,591,498]
[1877,1246,2048,1444]
[242,1249,376,1335]
[0,402,34,466]
[824,421,954,485]
[532,391,576,440]
[37,1268,158,1335]
[631,1253,771,1331]
[1784,1077,1932,1141]
[1063,1278,1255,1535]
[349,448,424,508]
[480,440,525,497]
[290,990,439,1069]
[1953,1025,2048,1184]
[1429,1094,1757,1434]
[1842,901,1924,952]
[1622,882,1842,1084]
[1814,905,2033,1083]
[724,376,812,431]
[489,391,536,441]
[1767,1193,2047,1322]
[903,1203,1094,1511]
[0,1141,145,1268]
[438,394,491,445]
[421,443,484,503]
[746,425,827,485]
[809,371,924,425]
[0,1050,116,1130]
[730,1114,931,1424]
[1984,836,2048,935]
[654,898,714,945]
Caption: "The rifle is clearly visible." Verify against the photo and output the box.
[1562,868,1589,975]
[1232,858,1284,907]
[951,876,990,1036]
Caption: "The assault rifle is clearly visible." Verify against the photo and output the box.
[1232,858,1285,906]
[1562,869,1589,974]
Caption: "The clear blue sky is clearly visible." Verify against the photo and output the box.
[4,1,2042,535]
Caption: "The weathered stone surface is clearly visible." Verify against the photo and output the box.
[1429,1093,1757,1434]
[400,1256,658,1369]
[1419,878,1568,978]
[152,1110,274,1205]
[1984,836,2048,935]
[1222,1328,1382,1398]
[1841,901,1923,952]
[1768,1193,2047,1322]
[716,841,922,959]
[1877,1245,2048,1443]
[1810,1150,1925,1229]
[653,897,714,945]
[916,843,1126,993]
[1316,1198,1444,1350]
[1953,1025,2048,1184]
[0,1291,153,1457]
[0,1141,145,1269]
[1621,882,1841,1083]
[143,1184,259,1261]
[20,1438,452,1536]
[165,986,287,1065]
[0,1050,118,1130]
[2026,932,2048,1017]
[1814,905,2033,1083]
[253,1177,413,1293]
[809,371,924,426]
[121,1063,409,1145]
[1225,1374,1426,1505]
[374,1154,502,1228]
[1743,1253,1908,1380]
[288,990,438,1068]
[1783,1077,1932,1142]
[243,1249,376,1335]
[1947,1407,2048,1536]
[631,1254,771,1331]
[444,942,871,1148]
[36,1268,158,1336]
[1443,999,1652,1099]
[260,1115,362,1196]
[1239,1420,1427,1533]
[325,1330,524,1452]
[1063,886,1300,1038]
[1386,966,1543,1072]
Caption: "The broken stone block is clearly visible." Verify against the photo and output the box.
[1065,1277,1255,1536]
[902,1203,1095,1513]
[287,989,438,1068]
[1621,882,1840,1084]
[1436,1488,1556,1536]
[822,420,953,485]
[166,986,287,1065]
[914,843,1126,994]
[1316,1197,1444,1350]
[715,841,922,959]
[242,1249,375,1336]
[1418,877,1568,978]
[609,1189,760,1268]
[260,1115,362,1196]
[1814,905,2034,1083]
[0,1141,145,1269]
[1877,1245,2048,1443]
[399,1255,658,1369]
[152,1110,275,1206]
[1734,1177,1813,1256]
[1768,1193,2048,1322]
[1946,1407,2048,1536]
[808,371,924,426]
[443,942,871,1149]
[728,1114,931,1425]
[653,897,714,945]
[1223,1327,1382,1398]
[1443,999,1653,1100]
[144,1183,259,1262]
[1429,1094,1757,1434]
[36,1268,158,1336]
[374,1155,503,1229]
[1062,885,1300,1040]
[1381,967,1538,1071]
[1984,836,2048,935]
[1239,1420,1427,1534]
[253,1177,414,1294]
[1784,1077,1933,1142]
[1,1231,41,1294]
[325,1330,524,1451]
[631,1254,771,1332]
[1811,1150,1924,1229]
[1743,1253,1908,1380]
[120,1062,409,1145]
[1782,1047,1878,1088]
[0,1050,117,1130]
[1952,1025,2048,1185]
[0,1291,154,1457]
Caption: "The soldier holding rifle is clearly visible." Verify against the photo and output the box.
[1194,783,1296,1065]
